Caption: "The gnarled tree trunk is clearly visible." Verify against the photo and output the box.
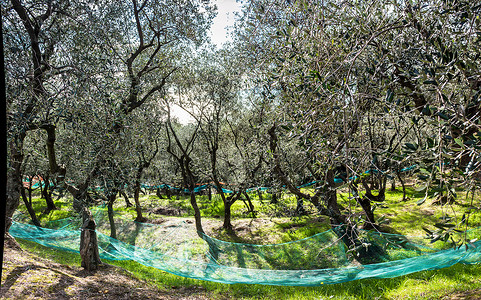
[133,180,146,222]
[80,208,101,271]
[107,192,117,239]
[20,187,41,227]
[6,134,26,234]
[133,164,149,223]
[41,174,57,213]
[120,190,133,208]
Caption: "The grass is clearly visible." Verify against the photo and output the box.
[337,186,481,236]
[16,195,75,226]
[14,239,481,299]
[10,183,481,299]
[16,186,481,245]
[143,192,281,219]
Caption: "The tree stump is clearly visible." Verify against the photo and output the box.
[80,208,101,271]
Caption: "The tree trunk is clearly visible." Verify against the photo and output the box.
[270,192,278,204]
[223,200,233,232]
[107,193,117,239]
[6,134,26,234]
[165,119,203,233]
[66,166,98,213]
[120,190,133,207]
[165,186,171,199]
[396,171,406,201]
[358,175,387,229]
[296,196,307,216]
[257,189,263,203]
[323,169,387,262]
[80,208,101,271]
[20,187,41,227]
[134,179,146,222]
[37,124,69,211]
[323,168,344,224]
[156,188,164,199]
[42,175,57,213]
[71,185,92,213]
[190,191,204,233]
[27,185,33,205]
[38,178,44,201]
[359,197,377,230]
[243,191,256,218]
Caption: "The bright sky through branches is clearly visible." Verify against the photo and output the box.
[173,0,242,124]
[209,0,242,47]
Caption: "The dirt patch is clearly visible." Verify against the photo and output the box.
[148,217,167,225]
[443,288,481,300]
[0,217,290,299]
[203,217,292,244]
[143,216,288,245]
[1,242,209,300]
[420,207,436,216]
[149,206,187,217]
[226,218,276,243]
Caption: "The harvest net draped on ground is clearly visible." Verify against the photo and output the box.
[10,207,481,286]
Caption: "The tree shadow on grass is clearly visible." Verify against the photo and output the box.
[1,264,76,299]
[1,264,40,293]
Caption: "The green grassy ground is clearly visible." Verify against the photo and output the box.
[12,185,481,299]
[15,239,481,299]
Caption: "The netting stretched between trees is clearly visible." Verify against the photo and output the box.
[10,206,481,286]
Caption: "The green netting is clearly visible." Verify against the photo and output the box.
[10,208,481,286]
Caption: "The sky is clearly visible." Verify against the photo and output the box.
[172,0,243,124]
[208,0,243,47]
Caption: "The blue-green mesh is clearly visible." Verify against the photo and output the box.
[10,208,481,286]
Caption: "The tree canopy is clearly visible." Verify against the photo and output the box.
[4,0,481,255]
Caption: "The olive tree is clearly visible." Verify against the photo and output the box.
[238,0,480,251]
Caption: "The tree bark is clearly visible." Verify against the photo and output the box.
[223,200,233,232]
[80,208,101,271]
[41,174,57,212]
[359,197,376,230]
[296,196,307,216]
[120,190,133,207]
[165,186,171,199]
[212,178,234,231]
[390,178,396,191]
[26,177,33,205]
[7,0,57,236]
[107,193,117,239]
[323,168,345,224]
[186,159,204,234]
[156,188,164,199]
[396,171,406,201]
[134,178,146,222]
[20,187,41,227]
[243,191,256,218]
[357,174,387,229]
[66,166,97,213]
[270,192,278,204]
[190,191,203,234]
[257,189,263,203]
[6,134,26,234]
